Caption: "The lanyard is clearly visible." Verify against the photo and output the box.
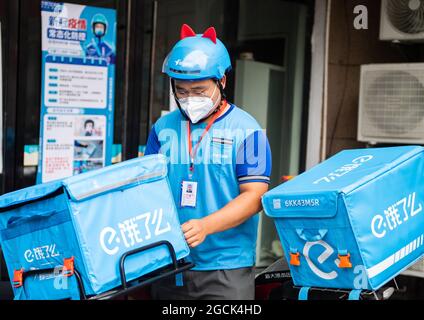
[187,101,227,174]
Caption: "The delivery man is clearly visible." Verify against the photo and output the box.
[85,13,115,64]
[145,24,272,300]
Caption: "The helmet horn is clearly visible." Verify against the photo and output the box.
[202,27,217,44]
[180,24,196,39]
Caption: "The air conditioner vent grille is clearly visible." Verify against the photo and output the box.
[359,66,424,143]
[387,0,424,34]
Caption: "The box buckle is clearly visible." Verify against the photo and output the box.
[63,257,75,277]
[290,252,301,266]
[13,269,24,288]
[338,253,352,268]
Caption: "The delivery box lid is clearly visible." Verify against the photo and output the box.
[263,146,424,219]
[0,154,169,209]
[0,180,64,211]
[63,154,168,202]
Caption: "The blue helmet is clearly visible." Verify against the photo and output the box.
[162,24,232,80]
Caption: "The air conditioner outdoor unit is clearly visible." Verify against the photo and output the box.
[380,0,424,41]
[358,63,424,144]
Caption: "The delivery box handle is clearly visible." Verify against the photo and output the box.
[119,240,178,290]
[69,170,166,201]
[295,228,328,242]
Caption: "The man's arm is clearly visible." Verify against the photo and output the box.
[144,125,160,155]
[182,182,268,248]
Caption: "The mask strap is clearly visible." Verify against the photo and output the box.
[209,83,218,101]
[217,79,226,100]
[210,80,225,115]
[209,95,221,116]
[170,78,190,121]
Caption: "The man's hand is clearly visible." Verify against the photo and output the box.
[182,219,209,248]
[181,182,268,249]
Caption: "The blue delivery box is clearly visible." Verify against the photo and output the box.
[0,154,190,299]
[262,146,424,292]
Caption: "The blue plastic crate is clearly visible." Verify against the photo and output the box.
[262,146,424,291]
[0,154,190,299]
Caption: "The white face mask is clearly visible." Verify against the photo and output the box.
[178,85,219,124]
[94,24,105,37]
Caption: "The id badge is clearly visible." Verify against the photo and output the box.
[181,180,198,208]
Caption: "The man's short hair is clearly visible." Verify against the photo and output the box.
[84,119,95,128]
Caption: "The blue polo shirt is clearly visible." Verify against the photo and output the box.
[144,103,272,270]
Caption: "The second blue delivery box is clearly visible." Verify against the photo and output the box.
[262,146,424,291]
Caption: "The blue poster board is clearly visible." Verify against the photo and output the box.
[38,1,116,183]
